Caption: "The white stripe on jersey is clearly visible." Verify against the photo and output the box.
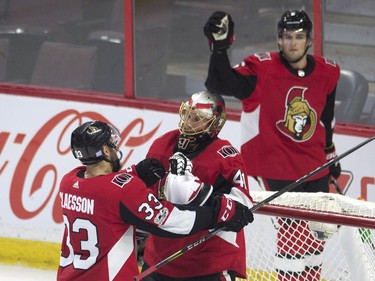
[108,226,134,280]
[160,207,196,234]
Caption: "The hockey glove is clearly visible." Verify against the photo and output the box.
[211,195,254,232]
[164,172,213,206]
[325,143,341,179]
[203,11,234,53]
[136,158,166,187]
[169,152,193,175]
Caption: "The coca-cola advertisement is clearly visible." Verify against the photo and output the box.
[0,93,374,245]
[0,94,180,242]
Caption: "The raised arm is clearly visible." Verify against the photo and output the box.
[203,11,257,99]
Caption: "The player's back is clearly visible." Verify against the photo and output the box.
[57,166,139,281]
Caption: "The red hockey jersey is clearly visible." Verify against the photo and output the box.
[57,165,215,281]
[143,129,252,278]
[234,52,340,180]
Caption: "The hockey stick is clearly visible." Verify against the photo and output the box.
[330,169,353,195]
[134,136,375,281]
[331,179,344,195]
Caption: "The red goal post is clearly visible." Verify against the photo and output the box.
[245,191,375,281]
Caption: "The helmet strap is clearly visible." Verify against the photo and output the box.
[103,150,123,172]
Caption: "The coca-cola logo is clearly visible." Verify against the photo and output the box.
[4,110,161,224]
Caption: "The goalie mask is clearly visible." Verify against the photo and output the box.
[178,91,227,153]
[71,120,122,170]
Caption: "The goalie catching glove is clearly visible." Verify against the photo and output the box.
[169,152,193,175]
[325,143,341,179]
[135,158,166,187]
[211,195,254,232]
[203,11,234,53]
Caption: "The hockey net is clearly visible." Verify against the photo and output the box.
[243,191,375,281]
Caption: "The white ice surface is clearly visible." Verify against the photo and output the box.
[0,264,56,281]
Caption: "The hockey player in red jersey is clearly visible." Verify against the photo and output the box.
[141,91,253,280]
[204,10,342,281]
[57,120,253,281]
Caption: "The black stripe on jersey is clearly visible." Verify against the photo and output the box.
[119,202,214,238]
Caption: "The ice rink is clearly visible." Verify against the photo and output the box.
[0,264,57,281]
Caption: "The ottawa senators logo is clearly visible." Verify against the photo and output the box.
[254,52,271,61]
[276,87,317,141]
[111,173,133,188]
[217,145,239,158]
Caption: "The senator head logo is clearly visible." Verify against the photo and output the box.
[276,87,317,141]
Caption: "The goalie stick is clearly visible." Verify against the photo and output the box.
[134,135,375,281]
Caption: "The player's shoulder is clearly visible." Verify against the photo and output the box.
[95,168,143,195]
[112,168,143,188]
[236,51,278,72]
[156,129,179,140]
[247,51,278,63]
[207,139,241,159]
[313,55,340,70]
[150,129,179,149]
[60,166,84,184]
[68,166,85,175]
[312,54,340,80]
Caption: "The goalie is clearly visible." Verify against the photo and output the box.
[140,91,254,281]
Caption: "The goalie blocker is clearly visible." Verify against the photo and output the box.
[163,172,213,206]
[163,152,213,206]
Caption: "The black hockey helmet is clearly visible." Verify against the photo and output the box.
[277,10,312,39]
[71,120,121,165]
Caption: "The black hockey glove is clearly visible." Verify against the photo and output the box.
[168,152,193,175]
[325,143,341,179]
[211,195,253,232]
[136,158,166,187]
[203,11,234,53]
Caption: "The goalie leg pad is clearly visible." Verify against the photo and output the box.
[274,254,305,275]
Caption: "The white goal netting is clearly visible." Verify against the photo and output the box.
[242,191,375,281]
